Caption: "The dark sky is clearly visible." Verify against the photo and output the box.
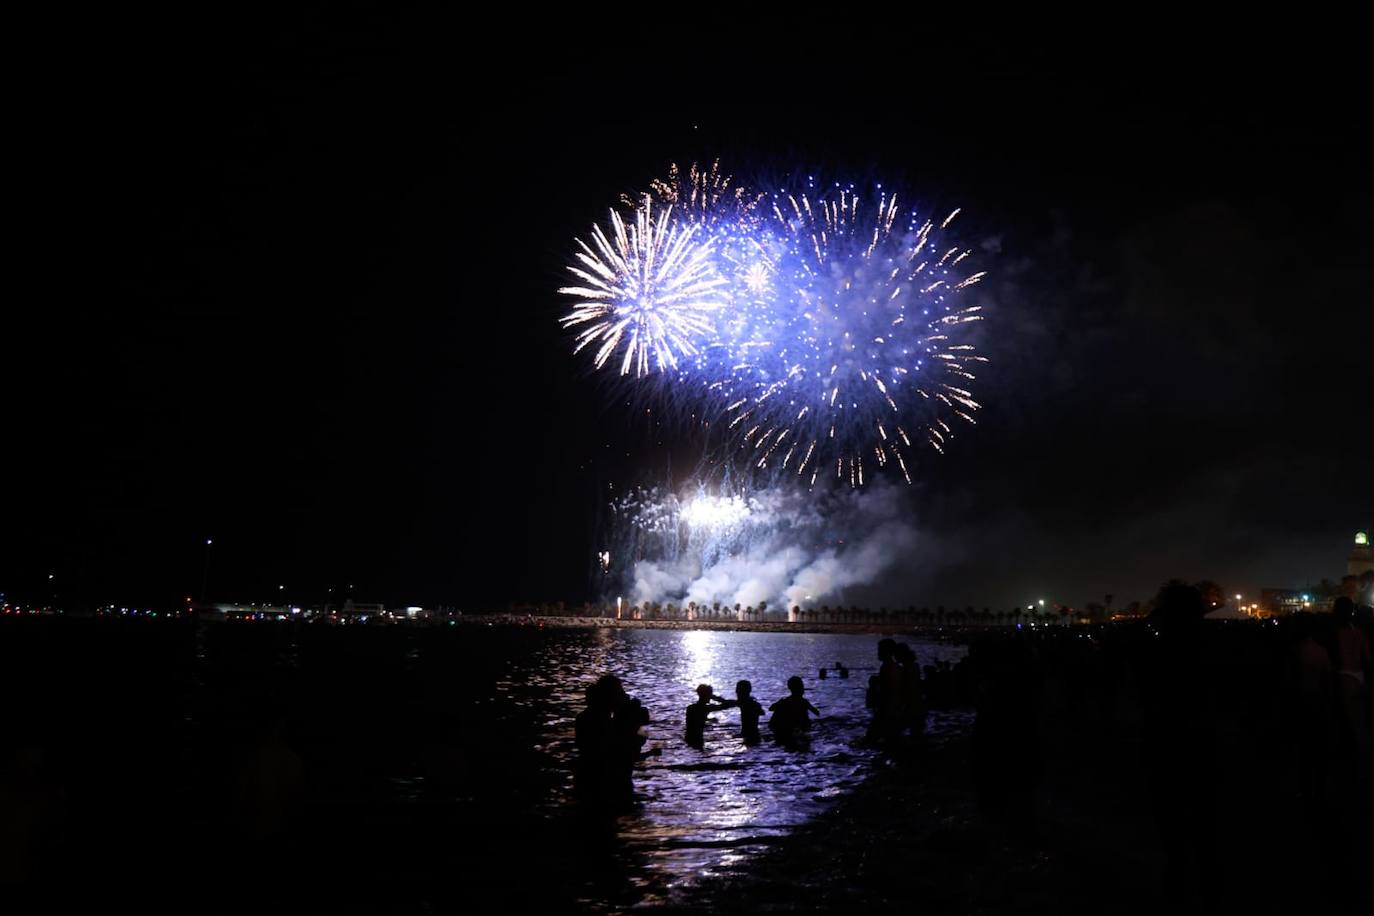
[7,18,1371,610]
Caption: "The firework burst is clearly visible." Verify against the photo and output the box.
[561,168,990,486]
[559,197,727,377]
[717,180,986,485]
[625,160,764,231]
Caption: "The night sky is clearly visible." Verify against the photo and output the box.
[8,19,1371,611]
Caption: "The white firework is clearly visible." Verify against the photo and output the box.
[560,197,727,377]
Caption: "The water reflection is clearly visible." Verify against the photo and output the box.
[498,628,968,892]
[679,629,724,690]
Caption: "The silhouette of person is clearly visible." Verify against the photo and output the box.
[575,674,633,805]
[0,742,65,884]
[970,635,1040,841]
[895,642,926,739]
[685,684,731,750]
[1330,596,1372,774]
[769,676,820,744]
[1139,582,1216,901]
[618,697,649,752]
[869,638,904,742]
[1290,613,1336,800]
[732,680,764,745]
[233,710,304,845]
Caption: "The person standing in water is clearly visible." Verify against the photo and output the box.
[684,684,731,750]
[733,680,765,745]
[575,674,627,803]
[769,676,820,743]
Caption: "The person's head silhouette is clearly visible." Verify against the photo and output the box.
[1151,583,1206,638]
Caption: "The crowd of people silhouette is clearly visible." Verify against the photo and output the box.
[574,672,831,794]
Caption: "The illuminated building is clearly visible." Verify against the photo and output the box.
[1260,587,1332,615]
[1348,529,1372,577]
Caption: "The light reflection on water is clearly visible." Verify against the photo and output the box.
[495,628,969,891]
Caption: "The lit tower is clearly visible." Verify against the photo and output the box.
[1349,530,1373,577]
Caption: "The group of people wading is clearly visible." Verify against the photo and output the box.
[574,638,930,806]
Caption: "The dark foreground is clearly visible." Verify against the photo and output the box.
[3,615,1371,913]
[657,616,1374,914]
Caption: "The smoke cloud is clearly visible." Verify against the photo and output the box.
[615,480,923,609]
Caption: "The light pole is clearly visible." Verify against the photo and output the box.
[200,539,213,603]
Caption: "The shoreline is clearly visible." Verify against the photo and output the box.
[457,613,989,638]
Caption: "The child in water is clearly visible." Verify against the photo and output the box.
[684,684,731,749]
[733,680,765,745]
[769,676,820,743]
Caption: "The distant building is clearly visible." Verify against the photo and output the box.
[324,600,386,619]
[1260,587,1334,615]
[200,603,298,620]
[1349,530,1372,577]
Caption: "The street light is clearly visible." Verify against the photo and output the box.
[201,539,214,603]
